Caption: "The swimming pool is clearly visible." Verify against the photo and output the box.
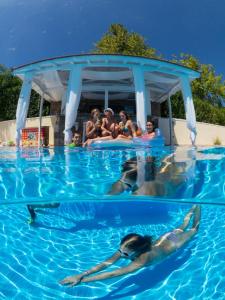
[0,146,225,299]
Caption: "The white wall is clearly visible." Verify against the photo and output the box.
[159,117,225,146]
[0,116,57,145]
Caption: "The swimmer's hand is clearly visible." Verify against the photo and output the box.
[60,274,84,287]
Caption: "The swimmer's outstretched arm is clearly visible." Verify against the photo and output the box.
[60,260,143,287]
[60,251,121,286]
[81,261,142,284]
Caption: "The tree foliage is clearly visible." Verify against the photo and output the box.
[94,24,158,58]
[162,95,225,126]
[172,54,225,107]
[0,65,50,121]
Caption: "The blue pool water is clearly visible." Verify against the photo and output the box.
[0,146,225,299]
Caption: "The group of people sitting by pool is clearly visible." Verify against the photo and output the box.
[70,107,158,147]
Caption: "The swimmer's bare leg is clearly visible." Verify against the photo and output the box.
[27,203,60,224]
[192,205,201,231]
[175,205,201,248]
[177,205,198,231]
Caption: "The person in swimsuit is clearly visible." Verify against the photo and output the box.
[60,205,201,287]
[71,132,82,147]
[107,157,138,195]
[117,110,134,139]
[141,119,156,140]
[101,108,119,138]
[107,153,190,196]
[83,108,103,147]
[85,108,102,140]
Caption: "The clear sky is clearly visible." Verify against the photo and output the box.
[0,0,225,78]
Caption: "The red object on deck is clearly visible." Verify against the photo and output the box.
[22,128,46,146]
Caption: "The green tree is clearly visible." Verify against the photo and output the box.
[94,23,158,58]
[0,65,50,121]
[166,54,225,125]
[172,53,225,107]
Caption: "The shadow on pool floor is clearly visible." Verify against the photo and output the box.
[30,201,172,232]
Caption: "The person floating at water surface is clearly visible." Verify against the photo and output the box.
[60,205,201,287]
[72,132,82,147]
[107,153,188,196]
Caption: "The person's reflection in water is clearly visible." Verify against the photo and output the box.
[27,203,60,224]
[108,154,190,197]
[108,157,138,195]
[60,205,201,287]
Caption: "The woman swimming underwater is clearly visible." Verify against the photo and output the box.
[60,205,201,286]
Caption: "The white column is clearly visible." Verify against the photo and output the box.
[104,89,109,109]
[145,87,151,117]
[64,65,82,144]
[133,66,147,131]
[15,72,33,146]
[38,94,44,148]
[167,94,173,145]
[60,89,67,115]
[180,76,197,145]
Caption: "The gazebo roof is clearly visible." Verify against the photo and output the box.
[13,54,200,102]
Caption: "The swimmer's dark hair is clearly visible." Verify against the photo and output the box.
[74,131,81,136]
[146,117,158,131]
[120,233,153,253]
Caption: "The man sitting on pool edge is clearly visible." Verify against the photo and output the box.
[60,205,201,287]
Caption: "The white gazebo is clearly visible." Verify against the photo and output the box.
[13,54,200,146]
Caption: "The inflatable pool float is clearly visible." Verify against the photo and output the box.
[133,135,165,147]
[91,135,165,149]
[91,139,134,149]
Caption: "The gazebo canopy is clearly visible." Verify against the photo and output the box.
[14,54,199,102]
[13,54,200,145]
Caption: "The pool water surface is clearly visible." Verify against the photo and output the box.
[0,146,225,299]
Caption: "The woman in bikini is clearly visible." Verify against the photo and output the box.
[141,120,156,140]
[101,108,118,138]
[85,108,102,140]
[60,205,201,287]
[117,110,134,139]
[83,108,103,147]
[107,157,138,195]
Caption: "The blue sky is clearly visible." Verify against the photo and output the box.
[0,0,225,78]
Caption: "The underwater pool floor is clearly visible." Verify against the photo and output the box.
[0,202,225,300]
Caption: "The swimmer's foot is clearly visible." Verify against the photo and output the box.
[190,205,197,213]
[28,215,36,224]
[179,205,199,231]
[27,205,36,224]
[185,205,198,220]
